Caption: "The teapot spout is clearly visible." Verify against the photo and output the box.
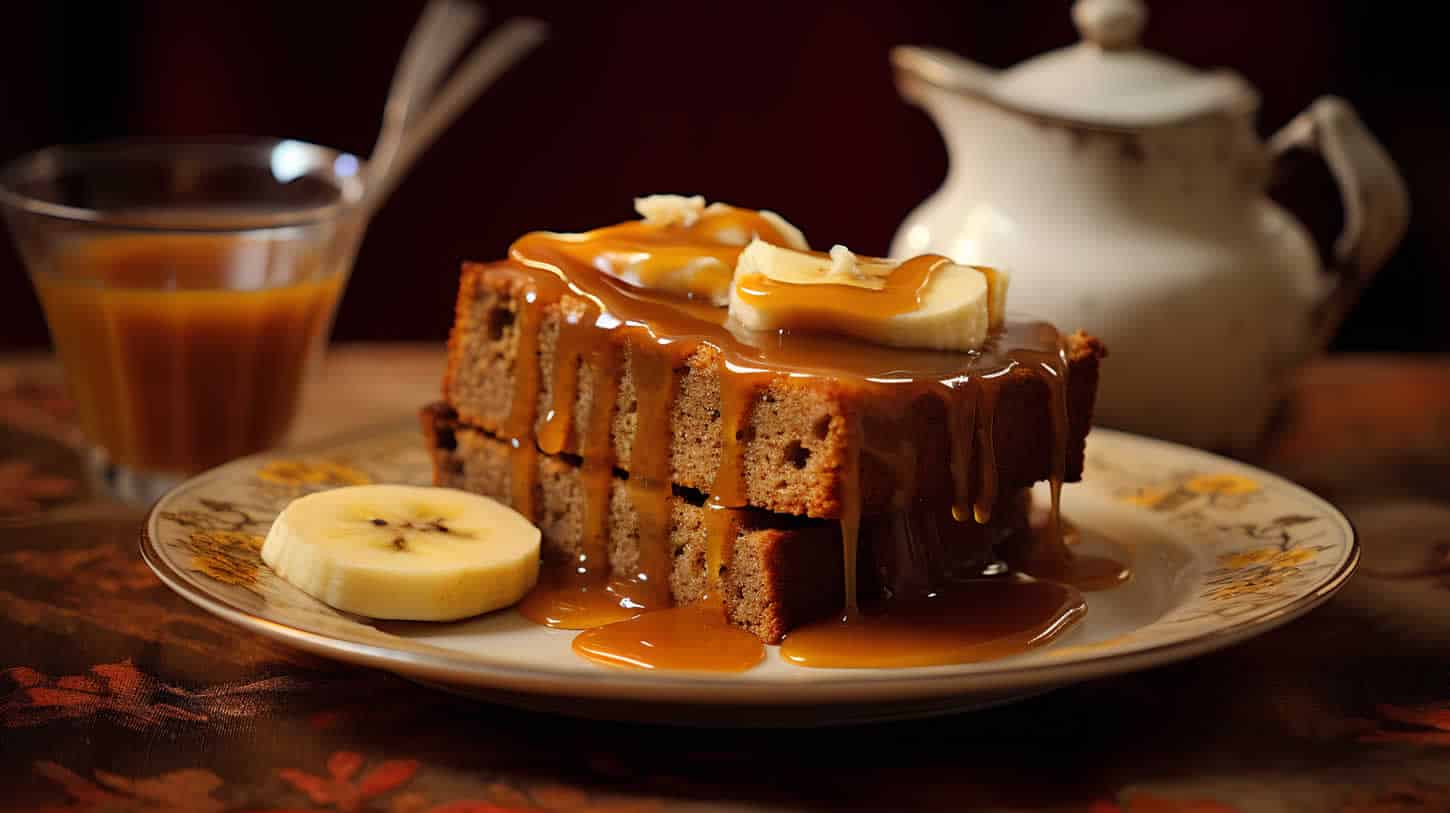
[891,46,999,105]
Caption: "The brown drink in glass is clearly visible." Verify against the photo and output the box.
[1,139,365,503]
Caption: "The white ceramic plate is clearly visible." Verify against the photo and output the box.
[141,423,1356,726]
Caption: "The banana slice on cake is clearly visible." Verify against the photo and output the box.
[261,484,540,621]
[727,239,1009,352]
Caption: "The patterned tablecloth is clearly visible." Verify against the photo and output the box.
[2,345,1448,813]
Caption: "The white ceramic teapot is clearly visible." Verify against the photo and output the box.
[890,0,1409,452]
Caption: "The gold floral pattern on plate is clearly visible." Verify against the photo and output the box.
[1087,443,1354,629]
[139,424,1357,718]
[182,530,266,591]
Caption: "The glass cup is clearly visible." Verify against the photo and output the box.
[1,139,366,504]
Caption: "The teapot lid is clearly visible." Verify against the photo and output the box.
[986,0,1257,128]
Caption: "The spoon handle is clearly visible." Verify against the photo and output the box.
[362,10,549,221]
[370,0,486,186]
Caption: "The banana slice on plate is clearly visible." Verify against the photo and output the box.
[261,484,540,621]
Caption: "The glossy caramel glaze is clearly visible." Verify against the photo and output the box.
[733,253,954,333]
[501,284,543,524]
[572,596,765,672]
[517,560,656,629]
[534,204,796,303]
[493,203,1118,671]
[1004,513,1133,593]
[780,576,1086,669]
[577,342,621,571]
[626,344,683,606]
[702,500,736,593]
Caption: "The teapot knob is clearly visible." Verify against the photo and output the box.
[1072,0,1147,50]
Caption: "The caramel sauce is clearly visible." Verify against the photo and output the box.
[578,341,621,569]
[539,303,597,455]
[626,343,683,607]
[495,204,1123,672]
[1012,548,1132,593]
[572,596,765,672]
[947,388,978,523]
[732,253,954,334]
[992,337,1130,591]
[710,368,770,509]
[1026,337,1072,545]
[1004,513,1132,593]
[702,499,735,592]
[517,562,656,629]
[780,577,1086,669]
[973,377,1001,524]
[539,205,797,301]
[840,419,864,617]
[502,287,543,523]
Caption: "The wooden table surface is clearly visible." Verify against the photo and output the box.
[3,344,1449,812]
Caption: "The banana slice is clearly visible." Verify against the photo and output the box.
[261,484,540,621]
[727,239,1009,352]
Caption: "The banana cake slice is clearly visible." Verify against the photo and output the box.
[443,262,1105,520]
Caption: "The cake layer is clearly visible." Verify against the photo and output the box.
[442,262,1106,520]
[421,403,845,643]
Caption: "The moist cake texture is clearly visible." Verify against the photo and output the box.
[422,403,848,642]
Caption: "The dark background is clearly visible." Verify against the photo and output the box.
[1,1,1446,352]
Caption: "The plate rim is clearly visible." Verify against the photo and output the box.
[140,426,1360,704]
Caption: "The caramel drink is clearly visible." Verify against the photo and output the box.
[1,139,365,502]
[34,234,343,474]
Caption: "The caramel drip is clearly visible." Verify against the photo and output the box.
[539,304,597,455]
[733,253,955,333]
[973,378,1000,524]
[839,419,863,619]
[998,337,1132,592]
[626,340,684,605]
[946,385,978,523]
[1009,333,1071,555]
[503,288,543,522]
[703,367,761,597]
[702,499,734,596]
[579,341,621,570]
[980,266,1003,324]
[1044,342,1070,550]
[711,370,768,508]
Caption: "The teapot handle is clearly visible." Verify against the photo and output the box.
[1269,96,1409,348]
